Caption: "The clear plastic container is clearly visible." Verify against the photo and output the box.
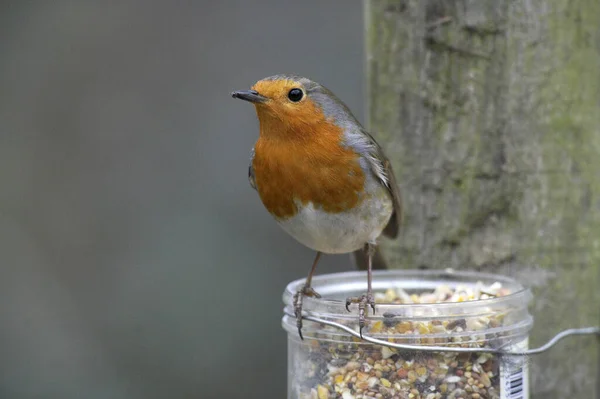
[282,270,533,399]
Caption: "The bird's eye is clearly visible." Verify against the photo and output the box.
[288,88,303,102]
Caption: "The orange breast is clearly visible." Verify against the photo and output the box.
[252,123,365,220]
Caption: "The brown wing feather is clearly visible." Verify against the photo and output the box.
[360,130,402,238]
[248,147,257,190]
[351,133,402,271]
[381,158,402,238]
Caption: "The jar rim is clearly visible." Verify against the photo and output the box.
[283,269,532,321]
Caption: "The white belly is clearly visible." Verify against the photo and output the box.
[276,180,393,254]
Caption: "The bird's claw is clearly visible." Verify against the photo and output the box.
[293,285,321,340]
[345,293,376,339]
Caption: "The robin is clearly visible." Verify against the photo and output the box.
[232,75,402,339]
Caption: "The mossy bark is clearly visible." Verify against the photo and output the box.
[366,0,600,397]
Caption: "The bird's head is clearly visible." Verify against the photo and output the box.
[232,74,359,141]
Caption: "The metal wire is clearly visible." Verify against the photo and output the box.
[287,310,600,356]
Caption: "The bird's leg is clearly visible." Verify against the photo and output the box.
[345,243,377,338]
[293,252,322,340]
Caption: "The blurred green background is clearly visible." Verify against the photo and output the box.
[0,2,365,398]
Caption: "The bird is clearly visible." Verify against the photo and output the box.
[231,74,402,339]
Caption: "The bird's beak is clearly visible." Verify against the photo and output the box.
[231,90,268,104]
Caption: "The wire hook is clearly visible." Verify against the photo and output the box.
[287,310,600,356]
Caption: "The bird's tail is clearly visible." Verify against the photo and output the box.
[351,246,389,271]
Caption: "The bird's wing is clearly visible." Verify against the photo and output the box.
[360,129,402,238]
[248,147,257,190]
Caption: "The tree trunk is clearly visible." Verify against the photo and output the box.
[366,0,600,397]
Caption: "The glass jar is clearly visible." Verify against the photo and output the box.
[282,270,533,399]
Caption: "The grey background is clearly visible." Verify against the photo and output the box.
[0,2,363,398]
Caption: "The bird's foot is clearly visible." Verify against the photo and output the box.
[345,293,376,338]
[293,285,321,340]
